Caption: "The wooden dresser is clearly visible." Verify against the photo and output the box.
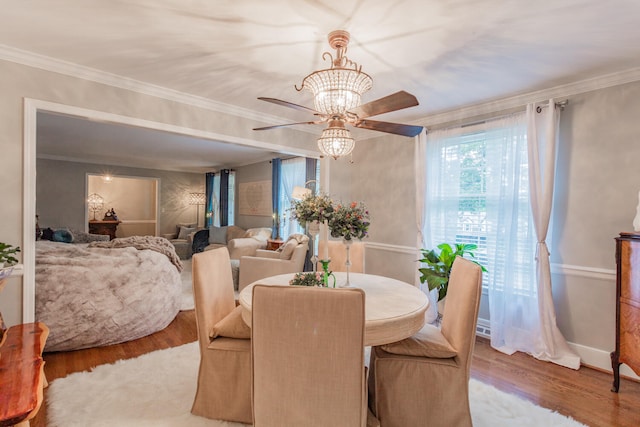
[88,220,121,240]
[611,232,640,392]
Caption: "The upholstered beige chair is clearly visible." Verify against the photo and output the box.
[190,247,252,424]
[317,240,365,273]
[251,284,375,427]
[237,234,309,291]
[368,256,483,427]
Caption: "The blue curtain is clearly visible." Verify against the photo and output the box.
[219,169,230,226]
[205,172,216,228]
[271,158,281,239]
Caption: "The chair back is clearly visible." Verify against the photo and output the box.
[440,256,483,373]
[288,241,309,269]
[192,247,236,354]
[251,285,366,426]
[317,240,365,273]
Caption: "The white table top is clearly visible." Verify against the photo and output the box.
[238,272,429,347]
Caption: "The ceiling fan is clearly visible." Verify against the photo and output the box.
[253,30,424,159]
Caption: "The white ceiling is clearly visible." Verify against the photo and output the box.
[4,0,640,171]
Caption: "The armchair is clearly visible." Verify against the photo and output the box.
[162,223,198,259]
[238,234,309,291]
[192,226,272,260]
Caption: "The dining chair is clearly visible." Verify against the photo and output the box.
[190,247,253,424]
[368,256,483,427]
[317,240,365,273]
[251,284,376,427]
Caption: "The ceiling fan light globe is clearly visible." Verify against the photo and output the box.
[317,126,355,159]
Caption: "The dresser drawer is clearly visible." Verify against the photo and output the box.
[620,300,640,376]
[620,240,640,304]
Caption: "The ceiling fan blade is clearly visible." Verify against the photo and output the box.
[348,91,419,119]
[258,97,320,114]
[253,120,324,131]
[354,119,424,137]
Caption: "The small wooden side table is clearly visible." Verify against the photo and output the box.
[266,239,284,251]
[0,322,49,427]
[88,220,121,240]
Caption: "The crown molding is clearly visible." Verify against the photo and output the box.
[4,44,640,135]
[0,44,310,130]
[420,67,640,128]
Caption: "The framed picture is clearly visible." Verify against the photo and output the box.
[238,180,272,216]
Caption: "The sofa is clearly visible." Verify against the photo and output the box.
[192,225,272,260]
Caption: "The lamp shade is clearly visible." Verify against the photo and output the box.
[291,186,312,201]
[189,192,206,205]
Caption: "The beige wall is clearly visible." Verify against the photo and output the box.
[234,160,274,231]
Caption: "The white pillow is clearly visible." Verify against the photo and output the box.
[209,226,228,244]
[178,226,195,240]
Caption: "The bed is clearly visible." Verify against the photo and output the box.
[35,236,183,352]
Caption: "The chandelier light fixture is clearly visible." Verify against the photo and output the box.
[254,31,423,160]
[296,30,370,159]
[296,30,372,117]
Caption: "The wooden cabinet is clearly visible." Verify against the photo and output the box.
[89,220,121,240]
[611,232,640,392]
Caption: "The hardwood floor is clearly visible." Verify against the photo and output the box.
[32,310,640,427]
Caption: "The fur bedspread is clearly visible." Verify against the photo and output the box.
[36,240,181,352]
[88,235,183,272]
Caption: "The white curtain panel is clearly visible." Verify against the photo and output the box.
[279,157,306,238]
[415,129,438,323]
[424,111,578,368]
[525,100,580,369]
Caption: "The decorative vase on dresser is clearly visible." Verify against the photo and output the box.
[611,232,640,392]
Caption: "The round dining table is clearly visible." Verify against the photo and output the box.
[238,272,429,347]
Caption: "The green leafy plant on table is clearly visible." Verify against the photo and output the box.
[289,271,325,287]
[418,243,487,302]
[0,242,20,267]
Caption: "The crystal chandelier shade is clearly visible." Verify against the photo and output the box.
[317,120,355,159]
[301,68,372,116]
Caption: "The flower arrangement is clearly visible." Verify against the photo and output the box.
[328,201,370,241]
[289,271,325,287]
[290,193,334,227]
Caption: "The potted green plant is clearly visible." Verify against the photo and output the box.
[0,242,20,293]
[0,242,20,268]
[418,243,487,305]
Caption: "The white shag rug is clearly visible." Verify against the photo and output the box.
[46,343,586,427]
[179,260,193,311]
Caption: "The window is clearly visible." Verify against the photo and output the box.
[424,113,535,295]
[207,170,235,227]
[279,158,306,238]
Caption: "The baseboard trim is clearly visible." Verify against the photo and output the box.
[567,342,640,381]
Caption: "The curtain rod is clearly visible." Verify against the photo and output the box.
[440,99,569,130]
